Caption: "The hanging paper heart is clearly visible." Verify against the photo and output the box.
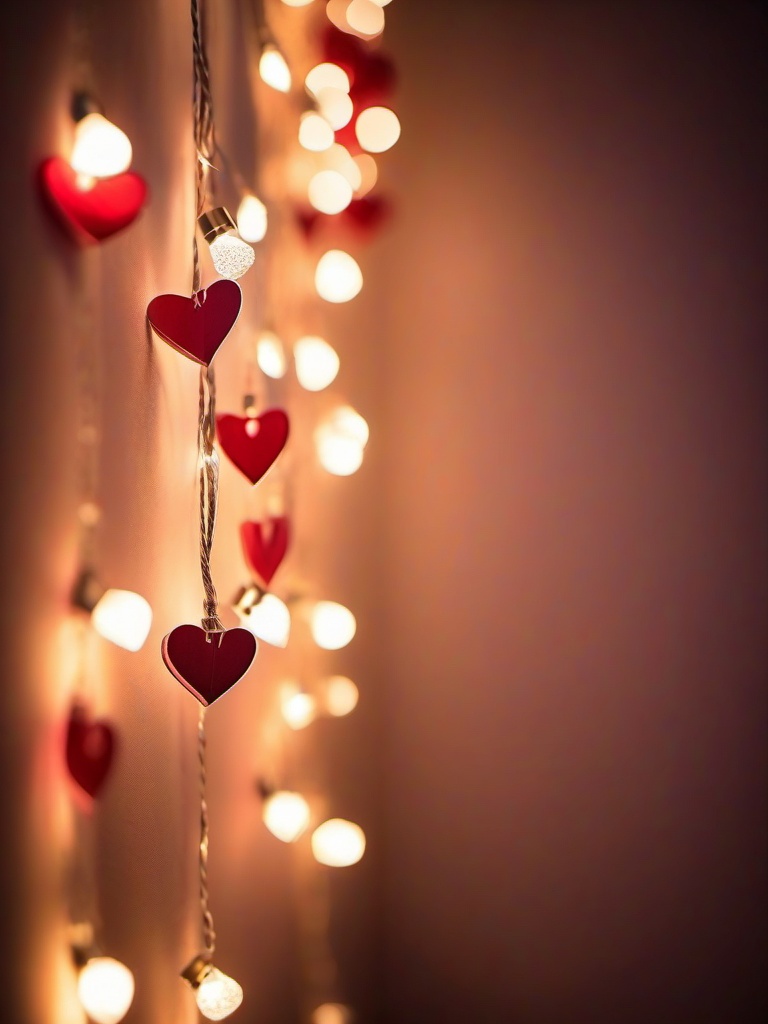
[39,157,148,245]
[66,704,116,801]
[147,279,242,366]
[241,516,290,585]
[162,625,257,706]
[216,410,290,485]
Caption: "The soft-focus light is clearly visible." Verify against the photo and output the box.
[355,106,401,153]
[346,0,385,36]
[326,144,363,190]
[315,250,362,303]
[294,336,340,391]
[316,87,354,129]
[330,405,370,447]
[281,683,318,729]
[371,0,393,6]
[209,232,256,280]
[196,967,243,1021]
[259,45,292,92]
[311,819,366,867]
[92,589,152,652]
[263,791,311,842]
[316,428,364,475]
[299,111,335,152]
[312,1006,352,1024]
[308,169,353,215]
[71,113,133,178]
[323,675,359,717]
[281,0,315,5]
[236,195,268,242]
[78,957,135,1024]
[257,331,287,379]
[352,153,378,196]
[306,62,350,96]
[241,593,291,648]
[310,601,356,650]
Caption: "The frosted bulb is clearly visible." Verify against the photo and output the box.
[294,336,340,391]
[316,87,354,130]
[281,685,317,729]
[353,153,378,196]
[311,819,366,867]
[257,331,288,379]
[242,594,290,647]
[71,113,133,178]
[306,63,350,97]
[263,791,311,842]
[299,112,335,152]
[346,0,385,36]
[259,46,292,92]
[209,232,256,280]
[78,957,135,1024]
[196,967,243,1021]
[315,250,363,303]
[236,195,268,242]
[308,169,353,215]
[92,589,152,652]
[355,106,401,153]
[324,675,359,717]
[312,1005,352,1024]
[310,601,356,650]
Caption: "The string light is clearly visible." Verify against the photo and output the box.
[299,111,335,152]
[257,330,288,378]
[280,682,318,729]
[326,144,363,191]
[315,87,354,130]
[346,0,386,36]
[198,207,255,280]
[315,250,363,303]
[355,106,401,153]
[315,405,370,475]
[311,819,366,867]
[182,958,243,1022]
[259,44,292,92]
[77,956,135,1024]
[308,169,353,215]
[352,153,378,197]
[312,1006,352,1024]
[305,63,350,97]
[73,572,152,651]
[235,586,291,647]
[236,194,268,243]
[323,675,359,717]
[310,601,357,650]
[262,790,311,841]
[70,112,133,179]
[294,335,340,391]
[281,0,315,6]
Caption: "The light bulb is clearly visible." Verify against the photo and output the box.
[315,405,369,475]
[306,63,350,97]
[312,1005,352,1024]
[346,0,385,36]
[355,106,401,153]
[70,113,133,178]
[308,169,353,215]
[311,819,366,867]
[299,111,335,152]
[281,683,317,729]
[310,601,356,650]
[316,87,354,130]
[263,790,311,842]
[241,593,291,648]
[209,232,256,280]
[196,967,244,1021]
[323,675,359,717]
[315,250,363,303]
[353,153,378,196]
[294,336,340,391]
[236,195,268,242]
[78,957,135,1024]
[371,0,393,5]
[91,589,152,652]
[281,0,315,5]
[259,45,292,92]
[326,144,363,191]
[257,331,288,378]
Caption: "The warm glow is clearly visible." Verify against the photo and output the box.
[196,967,243,1021]
[316,428,364,475]
[299,111,335,152]
[263,791,311,842]
[259,46,292,92]
[311,819,366,867]
[355,105,401,153]
[257,331,287,379]
[91,589,152,652]
[294,336,340,391]
[209,232,256,280]
[326,144,363,191]
[281,683,318,729]
[281,0,315,5]
[346,0,385,36]
[236,195,268,242]
[308,169,353,215]
[330,405,370,447]
[78,957,135,1024]
[353,153,378,196]
[310,601,356,650]
[323,675,359,717]
[316,87,354,129]
[70,113,133,178]
[306,62,350,97]
[371,0,393,5]
[315,250,363,303]
[241,593,291,648]
[312,1006,352,1024]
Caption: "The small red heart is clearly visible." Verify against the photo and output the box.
[241,516,290,585]
[40,157,148,245]
[162,625,257,706]
[217,411,290,485]
[147,280,242,366]
[66,704,116,801]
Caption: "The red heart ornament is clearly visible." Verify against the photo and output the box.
[66,704,116,801]
[241,516,290,585]
[147,280,242,366]
[40,157,148,245]
[217,410,290,485]
[162,625,257,706]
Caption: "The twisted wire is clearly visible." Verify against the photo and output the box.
[198,366,224,631]
[198,707,216,954]
[191,0,217,295]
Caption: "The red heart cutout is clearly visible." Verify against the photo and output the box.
[147,280,242,366]
[217,410,290,485]
[241,516,290,585]
[66,704,116,801]
[40,157,148,245]
[162,625,257,706]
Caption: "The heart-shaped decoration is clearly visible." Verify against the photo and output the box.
[66,704,116,801]
[241,516,290,585]
[217,410,290,485]
[39,157,148,245]
[147,279,242,366]
[162,625,257,706]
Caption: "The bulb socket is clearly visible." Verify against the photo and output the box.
[233,583,266,616]
[72,569,106,613]
[70,921,97,968]
[181,954,213,990]
[71,92,102,123]
[198,207,237,242]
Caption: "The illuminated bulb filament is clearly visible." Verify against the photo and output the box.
[78,957,135,1024]
[196,967,244,1021]
[311,818,366,867]
[91,589,152,652]
[70,113,133,178]
[263,791,311,842]
[259,45,292,92]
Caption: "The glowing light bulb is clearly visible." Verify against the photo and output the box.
[326,144,363,191]
[196,967,243,1021]
[355,106,401,153]
[236,195,268,242]
[353,153,378,196]
[331,405,370,447]
[372,0,393,6]
[308,169,353,215]
[281,683,317,729]
[346,0,385,36]
[306,63,350,97]
[78,957,135,1024]
[315,250,363,303]
[312,1005,352,1024]
[294,336,340,391]
[241,593,291,647]
[315,405,370,475]
[311,819,366,867]
[263,790,311,841]
[70,113,133,178]
[299,111,335,152]
[281,0,315,5]
[259,45,292,92]
[323,675,359,717]
[316,87,354,130]
[257,331,288,378]
[310,601,356,650]
[91,589,152,652]
[209,232,256,280]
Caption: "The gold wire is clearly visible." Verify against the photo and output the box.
[197,707,216,954]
